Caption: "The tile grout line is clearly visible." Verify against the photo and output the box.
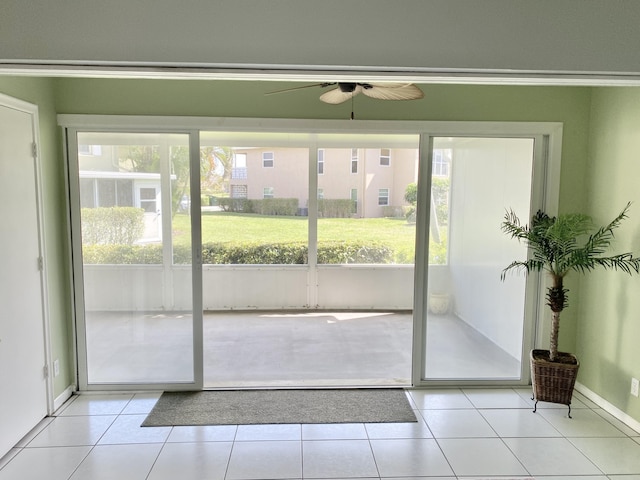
[470,392,534,477]
[64,399,133,480]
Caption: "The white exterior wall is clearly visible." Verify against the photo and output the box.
[83,266,165,311]
[448,138,532,359]
[82,263,456,311]
[83,264,416,311]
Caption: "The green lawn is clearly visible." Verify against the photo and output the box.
[172,212,418,263]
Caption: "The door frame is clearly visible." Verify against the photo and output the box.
[412,126,562,387]
[0,93,54,412]
[66,129,203,391]
[60,115,562,391]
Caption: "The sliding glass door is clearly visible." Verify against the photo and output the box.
[422,137,536,381]
[62,117,559,390]
[71,131,196,386]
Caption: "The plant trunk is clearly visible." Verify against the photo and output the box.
[549,310,560,362]
[547,274,565,363]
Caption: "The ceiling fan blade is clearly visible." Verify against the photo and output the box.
[366,82,411,88]
[319,85,363,104]
[361,84,424,101]
[265,83,332,96]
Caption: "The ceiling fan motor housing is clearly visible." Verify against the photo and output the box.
[338,83,358,93]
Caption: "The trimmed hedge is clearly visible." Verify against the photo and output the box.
[317,241,393,264]
[82,241,393,265]
[252,198,298,216]
[81,207,145,245]
[83,244,163,264]
[217,198,251,212]
[217,197,299,215]
[201,242,307,264]
[317,199,355,218]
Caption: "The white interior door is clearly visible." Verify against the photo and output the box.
[0,95,49,456]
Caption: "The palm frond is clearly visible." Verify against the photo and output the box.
[501,209,530,241]
[501,259,546,280]
[589,253,640,275]
[580,202,630,254]
[563,202,637,275]
[502,202,640,281]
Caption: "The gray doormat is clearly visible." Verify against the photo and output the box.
[142,389,416,426]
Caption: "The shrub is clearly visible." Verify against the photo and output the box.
[218,197,251,212]
[429,233,448,265]
[82,244,163,264]
[81,207,145,245]
[82,241,395,265]
[201,242,307,264]
[173,245,192,264]
[217,198,300,216]
[405,207,416,223]
[381,206,406,218]
[317,199,355,218]
[432,177,450,226]
[250,198,298,216]
[404,182,418,205]
[317,241,393,264]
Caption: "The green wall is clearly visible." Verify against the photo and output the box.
[1,75,596,404]
[53,78,592,216]
[0,76,74,398]
[53,78,593,355]
[578,87,640,421]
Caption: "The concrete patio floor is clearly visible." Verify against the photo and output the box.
[84,311,521,387]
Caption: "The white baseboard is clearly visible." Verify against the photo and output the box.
[575,381,640,434]
[53,385,76,413]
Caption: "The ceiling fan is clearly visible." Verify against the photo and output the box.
[266,82,424,117]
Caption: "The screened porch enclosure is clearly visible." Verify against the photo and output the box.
[63,118,551,389]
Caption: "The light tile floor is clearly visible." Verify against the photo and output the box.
[1,387,640,480]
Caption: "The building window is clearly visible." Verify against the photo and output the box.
[350,188,358,213]
[433,149,451,177]
[318,149,324,175]
[379,148,390,166]
[318,188,324,199]
[263,187,274,198]
[263,152,274,168]
[231,184,247,198]
[232,153,248,179]
[139,187,157,213]
[351,148,358,174]
[378,188,389,206]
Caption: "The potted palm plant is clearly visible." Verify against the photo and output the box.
[501,202,640,417]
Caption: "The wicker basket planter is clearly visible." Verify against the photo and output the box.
[530,349,579,417]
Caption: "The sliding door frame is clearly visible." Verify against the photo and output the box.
[65,125,203,391]
[412,127,562,387]
[60,115,562,391]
